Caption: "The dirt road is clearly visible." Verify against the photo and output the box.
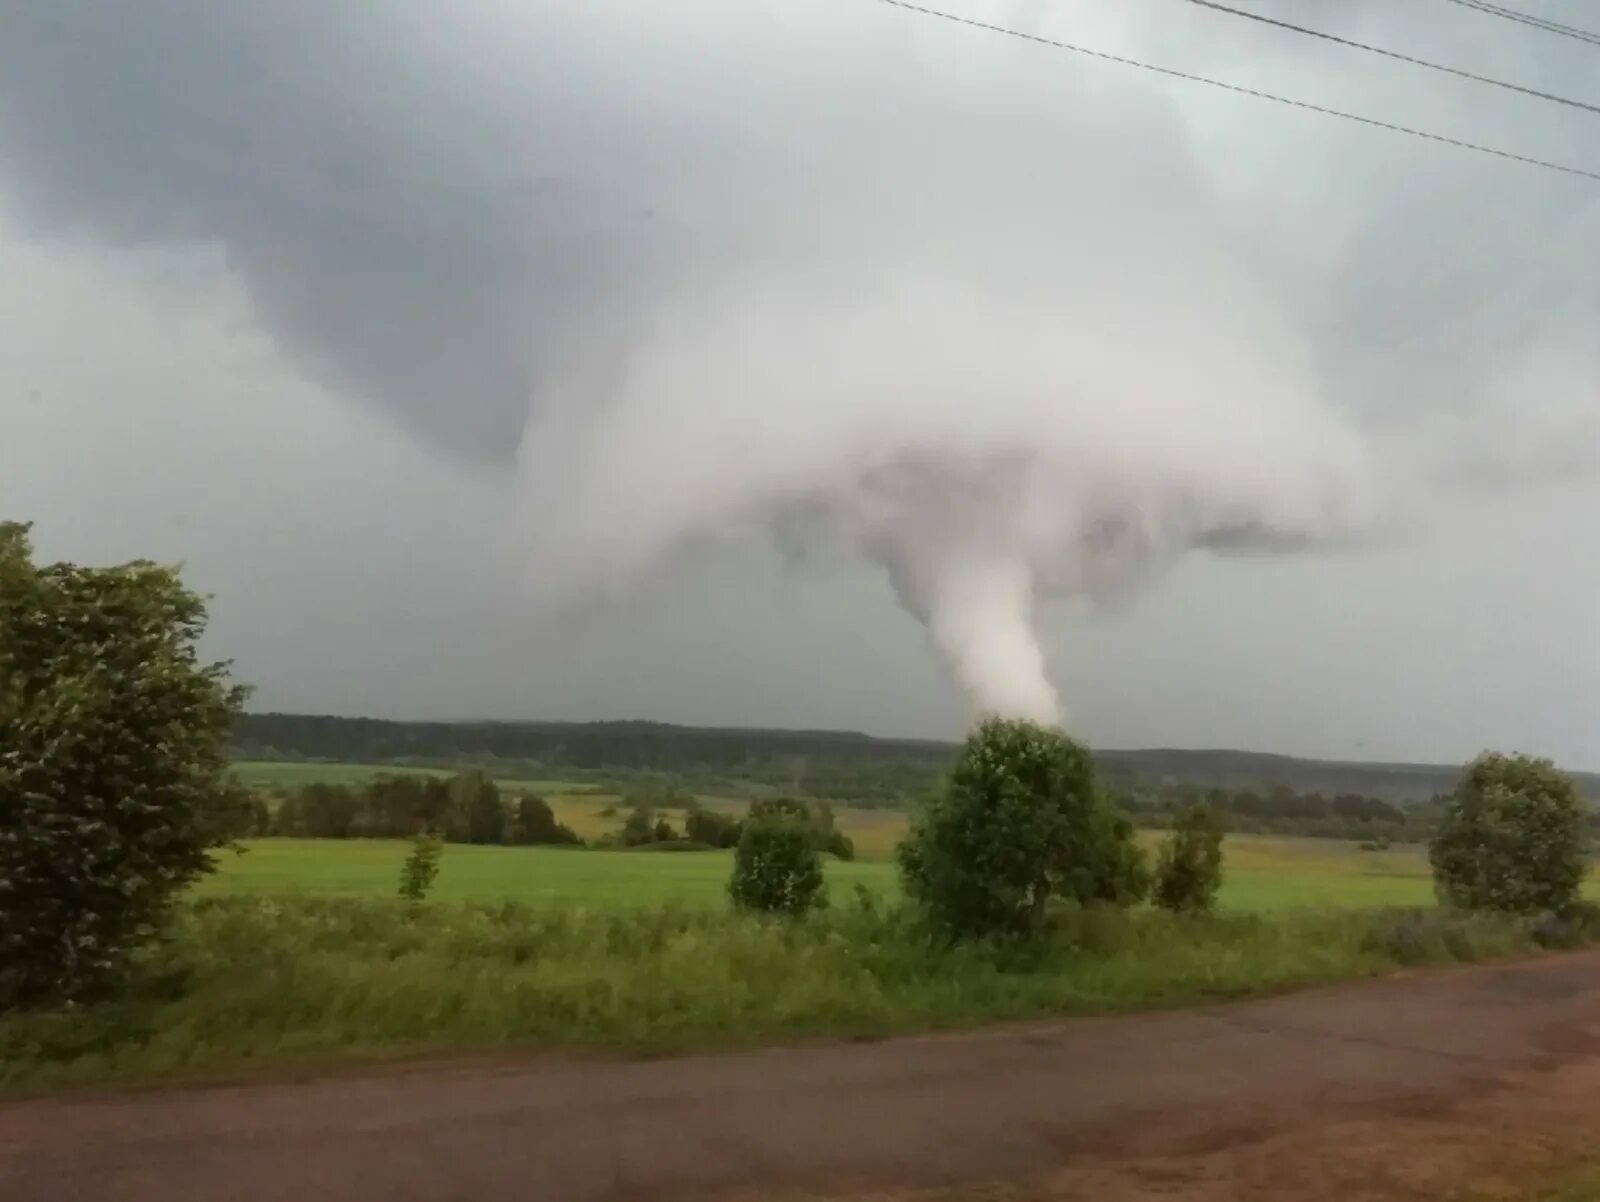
[4,953,1600,1202]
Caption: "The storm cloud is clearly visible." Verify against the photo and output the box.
[0,0,1595,750]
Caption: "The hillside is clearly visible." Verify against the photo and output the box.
[231,713,1600,804]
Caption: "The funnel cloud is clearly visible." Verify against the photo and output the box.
[0,0,1595,746]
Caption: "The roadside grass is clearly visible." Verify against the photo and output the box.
[0,896,1557,1094]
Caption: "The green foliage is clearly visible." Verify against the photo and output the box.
[450,771,505,846]
[619,803,659,847]
[509,795,581,846]
[397,834,443,903]
[684,807,743,848]
[729,799,826,914]
[652,816,676,843]
[0,897,1580,1093]
[897,718,1147,940]
[1429,752,1588,914]
[1154,801,1226,914]
[0,522,244,1008]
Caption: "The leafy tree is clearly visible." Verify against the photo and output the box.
[620,803,658,846]
[442,771,504,845]
[282,782,362,838]
[729,798,826,914]
[398,833,443,902]
[684,806,743,848]
[363,774,451,838]
[897,717,1145,940]
[0,522,244,1007]
[1430,752,1587,913]
[1153,800,1225,913]
[652,815,677,843]
[510,794,580,845]
[204,779,272,843]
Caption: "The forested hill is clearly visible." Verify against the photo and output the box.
[230,713,1600,804]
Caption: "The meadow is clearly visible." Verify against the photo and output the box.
[197,832,1443,912]
[3,763,1589,1096]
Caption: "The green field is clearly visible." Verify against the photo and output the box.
[7,829,1591,1095]
[199,840,899,905]
[198,833,1443,911]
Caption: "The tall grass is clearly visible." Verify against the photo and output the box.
[0,894,1566,1094]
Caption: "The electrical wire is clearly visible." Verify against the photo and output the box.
[870,0,1600,182]
[1440,0,1600,47]
[1184,0,1600,115]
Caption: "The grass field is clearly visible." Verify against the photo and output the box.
[7,831,1593,1095]
[198,833,1444,911]
[2,892,1559,1094]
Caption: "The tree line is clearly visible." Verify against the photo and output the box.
[238,772,856,860]
[236,713,1599,808]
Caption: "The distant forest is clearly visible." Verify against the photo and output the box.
[231,712,1600,811]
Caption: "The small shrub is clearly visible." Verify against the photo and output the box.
[729,800,825,914]
[397,834,443,903]
[820,829,856,861]
[1429,752,1588,914]
[897,717,1145,941]
[1154,801,1225,914]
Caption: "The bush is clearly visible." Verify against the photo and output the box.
[509,795,581,846]
[619,804,658,847]
[897,718,1146,940]
[1429,752,1588,914]
[729,799,825,914]
[684,807,742,849]
[398,834,443,903]
[0,522,244,1008]
[1154,801,1225,914]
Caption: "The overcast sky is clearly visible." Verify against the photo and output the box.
[1,0,1597,767]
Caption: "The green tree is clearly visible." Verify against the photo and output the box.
[620,803,657,846]
[729,798,826,914]
[684,806,742,848]
[1430,752,1587,914]
[897,717,1145,940]
[435,771,502,844]
[456,772,505,845]
[397,832,443,902]
[510,795,580,845]
[1153,800,1225,913]
[0,522,244,1007]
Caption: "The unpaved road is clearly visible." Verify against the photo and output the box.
[5,954,1600,1202]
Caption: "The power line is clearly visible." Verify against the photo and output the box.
[1441,0,1600,46]
[869,0,1600,182]
[1184,0,1600,115]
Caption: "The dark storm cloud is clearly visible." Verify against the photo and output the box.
[0,1,669,458]
[0,0,1595,742]
[3,0,1596,467]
